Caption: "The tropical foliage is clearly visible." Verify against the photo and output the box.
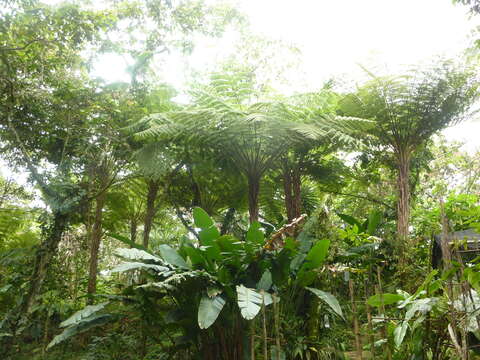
[1,1,480,360]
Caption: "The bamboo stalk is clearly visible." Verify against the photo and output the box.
[376,267,392,360]
[364,279,375,359]
[440,199,466,360]
[250,318,256,360]
[349,278,363,360]
[262,291,268,360]
[272,293,281,360]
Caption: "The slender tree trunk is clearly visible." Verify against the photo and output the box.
[130,219,137,244]
[283,164,302,223]
[143,179,160,248]
[292,166,302,219]
[21,211,69,314]
[396,150,411,254]
[283,167,295,222]
[247,175,260,224]
[349,278,363,360]
[87,192,106,304]
[220,207,236,235]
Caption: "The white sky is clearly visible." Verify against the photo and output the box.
[93,0,480,152]
[3,0,479,187]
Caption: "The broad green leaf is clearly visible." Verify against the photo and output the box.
[304,239,330,269]
[199,243,222,261]
[246,221,264,244]
[236,285,263,320]
[337,213,362,229]
[367,293,404,307]
[414,269,438,296]
[198,295,226,329]
[184,246,206,267]
[296,269,317,287]
[405,298,438,321]
[108,262,168,274]
[306,287,344,319]
[283,237,297,251]
[366,210,382,235]
[60,302,110,328]
[290,253,306,272]
[49,314,114,349]
[257,270,272,291]
[394,321,408,348]
[217,235,241,252]
[193,207,213,228]
[199,226,221,244]
[217,266,232,284]
[158,244,190,269]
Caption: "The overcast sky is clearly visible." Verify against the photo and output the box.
[4,0,479,185]
[93,0,480,151]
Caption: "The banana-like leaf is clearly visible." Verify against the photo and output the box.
[337,213,363,230]
[394,321,408,348]
[48,314,114,349]
[257,270,272,291]
[107,262,168,274]
[158,244,190,269]
[306,287,344,319]
[246,221,264,244]
[60,302,109,328]
[366,210,382,235]
[367,293,404,307]
[115,248,163,263]
[304,240,330,269]
[193,207,213,228]
[236,285,264,320]
[198,295,226,329]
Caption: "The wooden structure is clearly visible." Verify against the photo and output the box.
[432,229,480,269]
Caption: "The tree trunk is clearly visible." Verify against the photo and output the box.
[220,207,236,235]
[283,168,295,222]
[130,219,137,244]
[143,179,160,248]
[396,150,411,255]
[292,166,302,220]
[21,211,69,314]
[247,175,260,224]
[87,192,106,304]
[283,165,302,222]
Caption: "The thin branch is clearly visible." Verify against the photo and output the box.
[318,187,395,210]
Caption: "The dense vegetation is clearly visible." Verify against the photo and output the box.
[1,0,480,359]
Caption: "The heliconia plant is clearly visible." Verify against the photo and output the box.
[48,207,343,359]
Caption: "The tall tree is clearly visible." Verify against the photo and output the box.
[339,62,479,254]
[0,1,118,325]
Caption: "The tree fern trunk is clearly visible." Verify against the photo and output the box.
[143,179,160,248]
[396,150,411,257]
[292,166,302,220]
[248,175,260,224]
[87,191,106,304]
[283,164,302,223]
[283,167,295,222]
[130,218,137,244]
